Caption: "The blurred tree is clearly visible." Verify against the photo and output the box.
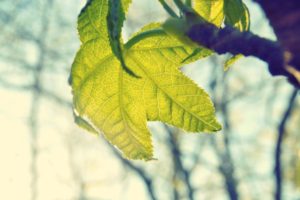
[0,0,299,200]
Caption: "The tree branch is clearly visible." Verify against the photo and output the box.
[274,89,298,200]
[28,2,53,199]
[164,125,195,200]
[206,61,239,200]
[185,0,300,88]
[187,23,300,87]
[111,148,157,200]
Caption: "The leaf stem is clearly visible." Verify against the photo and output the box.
[158,0,178,18]
[173,0,190,14]
[125,29,165,49]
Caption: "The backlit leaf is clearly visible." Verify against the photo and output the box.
[194,0,224,27]
[71,0,221,160]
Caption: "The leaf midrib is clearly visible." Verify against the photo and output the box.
[118,64,150,156]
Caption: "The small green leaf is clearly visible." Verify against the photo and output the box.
[224,1,249,31]
[224,1,250,69]
[193,0,225,27]
[71,0,221,160]
[107,0,137,76]
[224,54,243,71]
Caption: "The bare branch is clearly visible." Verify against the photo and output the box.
[274,89,298,200]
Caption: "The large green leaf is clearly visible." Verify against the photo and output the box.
[124,25,221,132]
[71,0,221,160]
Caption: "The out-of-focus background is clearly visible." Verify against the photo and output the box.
[0,0,299,200]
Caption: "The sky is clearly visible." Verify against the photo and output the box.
[0,0,299,200]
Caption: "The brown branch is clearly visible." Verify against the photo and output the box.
[187,23,299,87]
[185,1,300,88]
[254,0,300,71]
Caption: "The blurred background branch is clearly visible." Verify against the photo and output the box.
[0,0,299,200]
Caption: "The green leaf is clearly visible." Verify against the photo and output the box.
[71,0,221,160]
[224,1,250,31]
[193,0,225,27]
[223,1,250,69]
[124,26,222,132]
[224,54,243,71]
[73,0,152,160]
[107,0,136,76]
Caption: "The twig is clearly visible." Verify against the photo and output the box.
[164,125,195,200]
[274,89,298,200]
[28,1,53,199]
[111,148,157,200]
[158,0,178,18]
[208,63,239,200]
[187,21,300,88]
[219,74,239,200]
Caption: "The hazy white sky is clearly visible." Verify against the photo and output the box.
[0,0,299,200]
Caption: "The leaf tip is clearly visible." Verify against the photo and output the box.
[214,122,222,132]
